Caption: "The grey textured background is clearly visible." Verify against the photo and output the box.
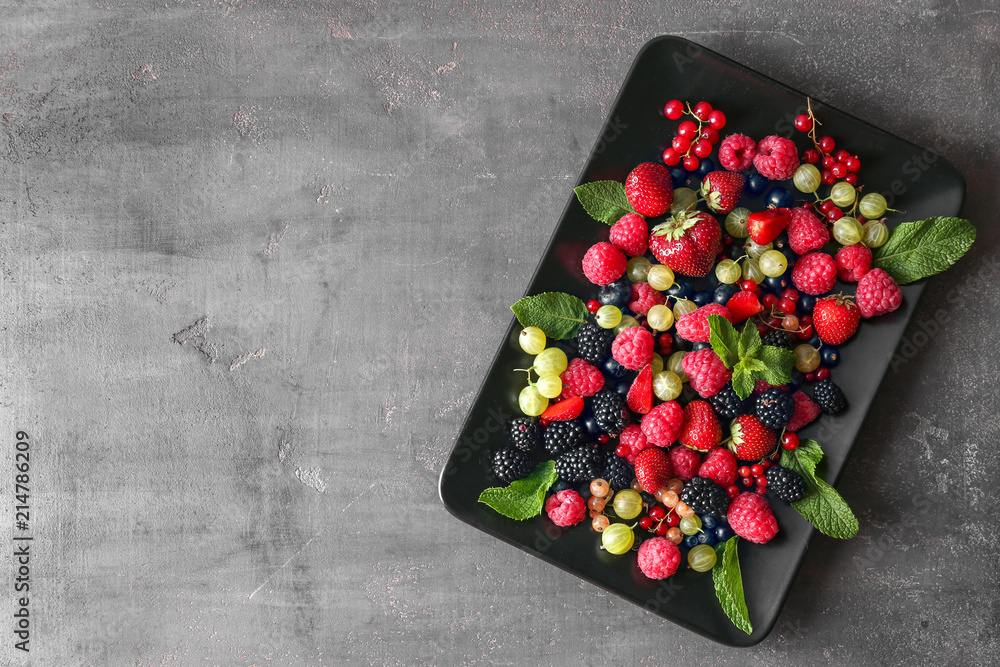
[2,2,998,666]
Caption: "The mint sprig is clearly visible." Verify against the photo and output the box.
[511,292,590,340]
[873,216,975,285]
[573,181,637,225]
[707,316,796,400]
[478,461,558,521]
[712,536,752,635]
[780,440,859,539]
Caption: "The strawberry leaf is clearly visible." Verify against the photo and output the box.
[510,292,590,340]
[573,181,636,225]
[713,536,752,635]
[780,440,859,539]
[478,461,558,521]
[873,217,975,285]
[707,315,740,368]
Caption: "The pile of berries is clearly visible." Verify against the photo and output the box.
[491,97,907,581]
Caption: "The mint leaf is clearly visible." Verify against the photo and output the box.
[780,440,859,539]
[478,461,558,521]
[731,366,754,400]
[573,181,636,225]
[707,315,740,368]
[758,345,796,385]
[511,292,590,340]
[713,536,752,635]
[873,217,976,285]
[741,357,767,374]
[738,322,762,360]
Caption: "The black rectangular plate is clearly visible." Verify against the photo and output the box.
[439,36,966,646]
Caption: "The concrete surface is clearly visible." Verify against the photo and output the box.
[1,1,998,665]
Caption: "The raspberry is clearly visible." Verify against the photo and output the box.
[559,357,605,399]
[753,379,788,395]
[582,242,627,286]
[791,252,837,296]
[727,492,779,544]
[544,489,587,527]
[786,391,821,432]
[718,134,756,171]
[698,447,738,487]
[667,445,702,482]
[835,244,873,282]
[609,213,648,257]
[787,207,830,256]
[752,135,800,181]
[636,536,681,579]
[681,348,732,398]
[640,401,684,447]
[629,282,666,316]
[855,268,902,318]
[675,303,733,342]
[619,423,650,455]
[611,327,654,370]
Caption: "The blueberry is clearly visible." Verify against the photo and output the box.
[807,333,822,348]
[599,278,632,308]
[714,283,739,305]
[766,186,794,209]
[684,534,700,549]
[603,357,629,379]
[669,166,689,188]
[715,525,735,542]
[763,275,791,293]
[726,243,745,260]
[779,246,799,263]
[821,345,841,368]
[695,531,714,546]
[672,334,692,352]
[798,294,816,313]
[666,280,692,299]
[550,479,572,494]
[701,515,719,530]
[772,232,790,251]
[696,157,716,179]
[789,370,803,390]
[692,290,713,307]
[614,379,632,398]
[746,172,769,196]
[581,414,604,439]
[692,341,711,351]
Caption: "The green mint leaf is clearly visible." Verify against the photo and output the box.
[741,357,767,374]
[758,345,796,385]
[873,217,976,285]
[731,366,754,400]
[573,181,637,225]
[478,461,558,521]
[713,536,753,635]
[780,440,859,539]
[738,322,762,360]
[510,292,590,340]
[707,315,740,368]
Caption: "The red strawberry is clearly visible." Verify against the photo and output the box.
[813,294,861,345]
[698,447,738,487]
[746,208,791,245]
[725,290,764,322]
[678,401,722,452]
[727,414,777,461]
[625,162,673,217]
[540,396,584,421]
[635,447,674,493]
[700,171,745,214]
[627,365,653,415]
[648,210,722,277]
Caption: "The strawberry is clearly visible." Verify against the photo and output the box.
[813,294,861,345]
[698,447,738,487]
[648,210,722,277]
[626,365,653,415]
[678,400,722,452]
[634,447,674,493]
[625,162,673,217]
[746,207,791,245]
[725,290,764,322]
[700,171,745,214]
[727,414,777,461]
[540,396,584,421]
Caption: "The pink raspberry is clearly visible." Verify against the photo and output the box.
[787,207,830,256]
[582,242,627,286]
[619,424,650,454]
[667,445,701,482]
[728,492,779,544]
[640,401,684,447]
[611,327,654,370]
[559,357,604,399]
[698,447,738,487]
[681,349,732,398]
[636,536,681,580]
[855,268,902,318]
[786,391,821,432]
[835,244,873,282]
[791,252,837,295]
[718,134,756,171]
[609,213,648,257]
[675,303,733,342]
[629,282,666,316]
[544,489,587,527]
[752,135,800,181]
[754,379,788,395]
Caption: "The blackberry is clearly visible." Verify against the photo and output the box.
[555,446,599,484]
[709,383,751,420]
[602,451,633,491]
[492,446,533,484]
[542,420,585,457]
[813,378,847,415]
[589,388,629,437]
[761,329,795,350]
[680,476,730,518]
[575,322,613,364]
[755,388,796,430]
[764,465,806,503]
[508,418,541,454]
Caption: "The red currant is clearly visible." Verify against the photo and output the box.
[818,136,836,153]
[856,215,867,225]
[672,135,691,153]
[741,476,754,487]
[639,516,654,530]
[722,234,734,245]
[819,199,835,214]
[827,207,843,222]
[586,299,601,313]
[726,485,740,499]
[677,120,698,139]
[794,114,813,132]
[756,476,767,487]
[664,99,684,120]
[803,148,820,164]
[821,155,836,169]
[766,316,783,329]
[760,460,771,470]
[781,288,799,302]
[831,162,847,179]
[648,506,667,522]
[834,149,850,163]
[658,333,674,355]
[844,172,858,185]
[665,513,680,527]
[692,101,713,120]
[662,147,681,166]
[821,169,836,186]
[626,453,637,465]
[597,434,610,444]
[655,522,670,536]
[781,432,800,450]
[762,293,778,310]
[693,139,712,158]
[804,371,816,382]
[750,464,764,476]
[738,466,751,478]
[799,314,812,325]
[699,126,720,144]
[844,155,861,172]
[755,487,768,496]
[796,326,813,340]
[683,155,700,171]
[708,109,726,129]
[741,280,757,292]
[778,297,796,315]
[815,366,831,380]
